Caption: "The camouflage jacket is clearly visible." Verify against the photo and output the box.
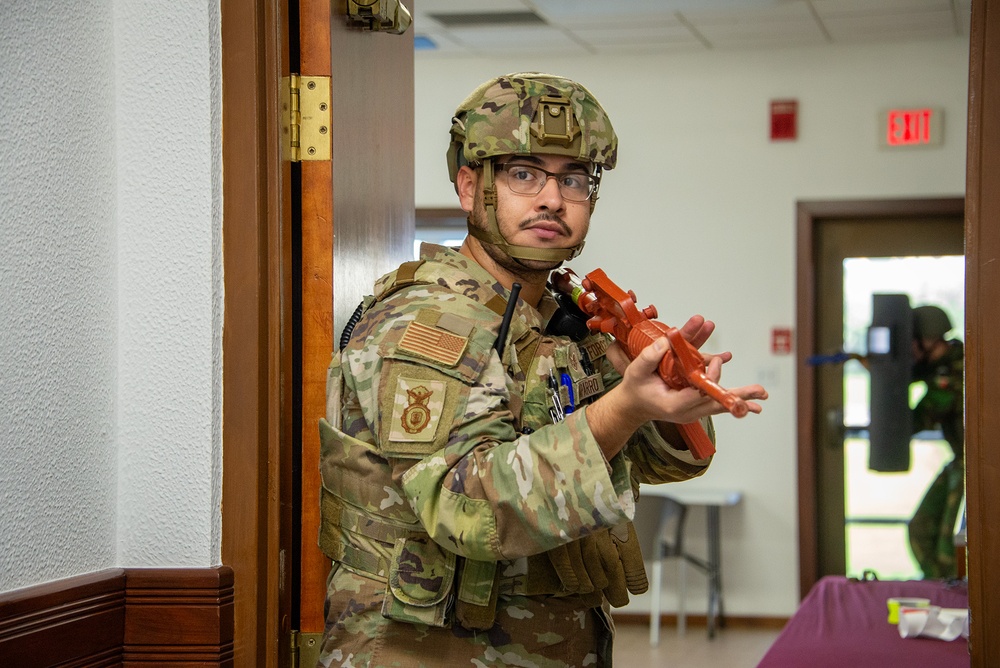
[316,244,711,667]
[912,338,964,459]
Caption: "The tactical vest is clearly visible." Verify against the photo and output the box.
[318,257,646,630]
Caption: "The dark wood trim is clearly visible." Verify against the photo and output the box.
[416,207,467,228]
[612,612,788,630]
[220,0,290,664]
[0,569,125,667]
[0,568,233,667]
[964,1,1000,664]
[794,197,965,599]
[794,201,819,603]
[124,568,235,665]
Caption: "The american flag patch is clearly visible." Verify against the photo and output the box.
[397,321,468,367]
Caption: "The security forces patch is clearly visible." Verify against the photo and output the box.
[389,376,446,443]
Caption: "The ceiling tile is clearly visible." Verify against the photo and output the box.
[413,0,536,30]
[691,17,829,49]
[811,0,952,16]
[823,10,959,40]
[411,0,967,56]
[679,3,817,25]
[415,0,531,12]
[531,0,680,24]
[533,0,785,20]
[444,25,590,54]
[547,14,686,30]
[568,24,702,47]
[410,30,475,54]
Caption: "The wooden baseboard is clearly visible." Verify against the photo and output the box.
[0,567,234,667]
[0,569,126,667]
[613,611,789,630]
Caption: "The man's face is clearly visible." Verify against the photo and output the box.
[460,154,593,275]
[912,336,942,365]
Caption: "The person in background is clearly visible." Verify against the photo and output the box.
[907,305,965,580]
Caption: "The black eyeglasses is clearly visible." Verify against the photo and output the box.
[497,163,600,202]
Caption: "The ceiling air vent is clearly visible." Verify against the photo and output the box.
[428,11,547,27]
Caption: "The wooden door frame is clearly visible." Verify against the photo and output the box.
[964,1,1000,663]
[298,0,333,637]
[220,0,292,666]
[795,196,965,598]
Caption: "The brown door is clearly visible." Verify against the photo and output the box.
[795,198,965,597]
[965,2,1000,662]
[812,211,964,578]
[295,0,415,658]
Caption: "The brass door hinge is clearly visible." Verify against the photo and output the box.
[290,630,323,668]
[282,74,331,162]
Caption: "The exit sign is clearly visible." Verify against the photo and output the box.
[880,107,943,147]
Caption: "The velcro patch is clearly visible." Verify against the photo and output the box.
[389,377,446,443]
[398,320,468,367]
[575,373,605,402]
[581,336,609,363]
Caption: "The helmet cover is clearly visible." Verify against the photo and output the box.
[448,72,617,182]
[912,305,954,340]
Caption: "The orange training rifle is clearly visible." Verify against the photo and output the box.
[550,267,749,460]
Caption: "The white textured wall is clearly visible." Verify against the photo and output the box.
[416,38,970,617]
[0,0,119,591]
[0,0,222,593]
[113,1,223,567]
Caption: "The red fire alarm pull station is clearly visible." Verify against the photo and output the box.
[772,327,793,355]
[770,100,797,141]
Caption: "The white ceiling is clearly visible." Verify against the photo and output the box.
[412,0,972,56]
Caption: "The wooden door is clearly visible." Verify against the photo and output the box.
[296,0,415,656]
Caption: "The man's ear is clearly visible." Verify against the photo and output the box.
[455,165,479,213]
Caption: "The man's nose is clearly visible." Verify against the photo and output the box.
[535,175,565,208]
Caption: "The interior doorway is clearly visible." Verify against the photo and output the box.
[839,255,964,579]
[795,198,964,596]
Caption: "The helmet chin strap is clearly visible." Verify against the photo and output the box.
[466,159,586,263]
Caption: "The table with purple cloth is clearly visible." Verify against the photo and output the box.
[758,576,969,667]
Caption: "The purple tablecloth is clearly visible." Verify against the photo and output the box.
[758,576,969,667]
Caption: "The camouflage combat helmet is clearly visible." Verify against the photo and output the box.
[447,72,618,263]
[913,305,953,340]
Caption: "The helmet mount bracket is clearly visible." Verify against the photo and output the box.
[531,96,581,148]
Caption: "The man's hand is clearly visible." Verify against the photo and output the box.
[604,314,733,375]
[587,317,768,459]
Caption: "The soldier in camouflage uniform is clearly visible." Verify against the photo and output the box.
[316,73,768,667]
[908,305,965,580]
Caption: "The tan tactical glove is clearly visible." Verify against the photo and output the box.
[546,522,648,607]
[609,522,649,605]
[547,536,606,594]
[593,529,629,607]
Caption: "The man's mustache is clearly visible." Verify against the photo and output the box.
[519,213,570,235]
